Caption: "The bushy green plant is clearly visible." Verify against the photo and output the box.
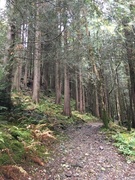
[9,126,31,141]
[0,132,4,143]
[72,111,98,122]
[0,65,11,110]
[0,92,100,167]
[113,132,135,157]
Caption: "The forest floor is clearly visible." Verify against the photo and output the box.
[25,122,135,180]
[1,93,135,180]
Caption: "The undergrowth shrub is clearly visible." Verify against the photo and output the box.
[0,92,100,168]
[112,131,135,161]
[0,66,9,110]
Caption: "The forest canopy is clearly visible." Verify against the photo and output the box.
[0,0,135,129]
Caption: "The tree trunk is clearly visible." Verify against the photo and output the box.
[123,18,135,127]
[2,23,16,109]
[82,86,85,112]
[55,59,61,104]
[12,44,23,91]
[63,2,71,116]
[75,73,79,111]
[32,1,41,103]
[79,67,83,113]
[63,64,71,116]
[95,86,100,117]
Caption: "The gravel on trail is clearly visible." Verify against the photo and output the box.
[28,122,135,180]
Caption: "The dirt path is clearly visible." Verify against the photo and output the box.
[30,122,135,180]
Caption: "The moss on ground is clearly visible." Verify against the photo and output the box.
[0,92,97,167]
[101,121,135,162]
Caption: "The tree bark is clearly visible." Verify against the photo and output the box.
[95,86,100,117]
[55,59,61,104]
[2,23,16,109]
[63,64,71,116]
[32,1,41,103]
[123,18,135,127]
[12,44,23,91]
[82,86,85,112]
[79,67,83,113]
[75,73,79,111]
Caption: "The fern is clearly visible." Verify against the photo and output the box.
[113,132,135,157]
[0,106,7,111]
[0,132,4,143]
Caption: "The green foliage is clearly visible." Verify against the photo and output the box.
[0,124,30,165]
[0,132,4,143]
[0,65,11,109]
[0,66,9,110]
[9,126,31,141]
[0,121,52,165]
[113,131,135,161]
[102,121,135,162]
[109,121,127,133]
[72,111,98,122]
[0,92,99,167]
[0,20,7,60]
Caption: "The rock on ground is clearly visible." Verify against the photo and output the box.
[26,122,135,180]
